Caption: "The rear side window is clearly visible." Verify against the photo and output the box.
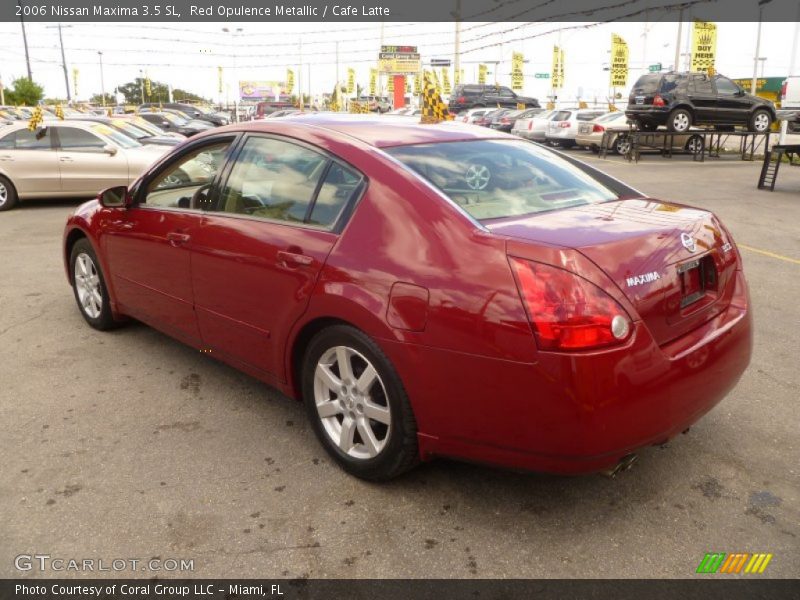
[387,140,618,221]
[660,74,689,94]
[691,76,714,94]
[218,137,328,224]
[632,74,662,92]
[552,111,571,122]
[308,162,363,227]
[1,128,52,150]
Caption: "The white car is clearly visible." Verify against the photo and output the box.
[459,107,493,124]
[513,109,560,141]
[546,108,607,148]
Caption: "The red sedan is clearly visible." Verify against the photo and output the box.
[63,115,752,480]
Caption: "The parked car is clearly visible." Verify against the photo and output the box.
[625,71,776,133]
[489,108,543,133]
[546,108,607,147]
[448,84,539,112]
[67,115,183,146]
[458,107,492,124]
[356,96,391,113]
[126,116,187,141]
[511,109,557,140]
[139,103,230,126]
[267,109,302,119]
[575,112,705,155]
[0,120,167,210]
[62,115,751,481]
[138,111,214,137]
[475,108,508,127]
[255,101,296,119]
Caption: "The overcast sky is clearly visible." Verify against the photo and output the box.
[0,19,798,103]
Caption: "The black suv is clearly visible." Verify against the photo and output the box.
[139,102,229,126]
[625,72,775,133]
[449,84,539,112]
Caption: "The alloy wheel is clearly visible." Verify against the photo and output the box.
[74,253,103,319]
[465,163,491,190]
[754,113,770,132]
[313,345,391,460]
[672,112,690,132]
[0,182,6,207]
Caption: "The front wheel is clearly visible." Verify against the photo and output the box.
[667,109,692,133]
[749,109,772,133]
[613,134,632,155]
[302,325,419,481]
[685,134,705,155]
[70,239,118,330]
[0,175,18,211]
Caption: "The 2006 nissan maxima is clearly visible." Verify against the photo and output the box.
[63,115,752,480]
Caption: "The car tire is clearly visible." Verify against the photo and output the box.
[667,109,692,133]
[69,238,118,331]
[302,325,419,481]
[749,109,772,133]
[0,175,19,211]
[613,135,632,155]
[685,134,705,155]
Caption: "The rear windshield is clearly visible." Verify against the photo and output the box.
[386,140,618,221]
[576,111,605,121]
[632,74,663,92]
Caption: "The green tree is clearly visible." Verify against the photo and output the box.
[5,77,44,106]
[89,93,116,106]
[116,78,210,105]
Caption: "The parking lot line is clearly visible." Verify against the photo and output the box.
[738,244,800,265]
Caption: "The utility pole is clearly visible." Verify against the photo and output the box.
[335,41,340,111]
[298,37,303,109]
[0,75,4,105]
[18,0,33,80]
[752,0,773,94]
[779,2,800,144]
[454,0,461,86]
[98,51,106,107]
[46,24,73,101]
[139,69,145,104]
[673,8,683,71]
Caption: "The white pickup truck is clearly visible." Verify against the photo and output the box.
[779,76,800,132]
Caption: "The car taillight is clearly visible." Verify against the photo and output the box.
[501,117,510,124]
[457,96,466,103]
[509,258,632,351]
[559,121,571,128]
[653,94,665,107]
[592,124,605,133]
[780,81,787,101]
[528,121,533,130]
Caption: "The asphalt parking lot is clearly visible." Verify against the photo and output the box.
[1,153,798,579]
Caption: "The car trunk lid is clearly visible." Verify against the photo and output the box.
[486,198,740,346]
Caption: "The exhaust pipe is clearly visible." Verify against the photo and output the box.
[603,453,638,478]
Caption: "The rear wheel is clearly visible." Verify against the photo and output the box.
[0,175,18,211]
[613,134,632,155]
[749,109,772,133]
[667,109,692,133]
[685,135,704,155]
[302,325,419,481]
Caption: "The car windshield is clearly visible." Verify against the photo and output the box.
[162,113,187,125]
[109,119,153,139]
[130,117,165,135]
[89,123,141,149]
[386,139,618,221]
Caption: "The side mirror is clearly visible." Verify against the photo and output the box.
[103,145,118,156]
[98,186,129,208]
[736,89,746,96]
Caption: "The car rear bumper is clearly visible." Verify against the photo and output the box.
[625,106,669,125]
[384,270,752,474]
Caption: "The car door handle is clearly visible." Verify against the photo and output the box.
[166,232,191,246]
[277,250,313,267]
[59,156,73,162]
[110,220,133,230]
[0,154,13,161]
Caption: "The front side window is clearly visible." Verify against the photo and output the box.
[714,76,740,95]
[386,140,618,221]
[143,141,232,209]
[56,127,106,152]
[216,137,329,224]
[691,76,714,95]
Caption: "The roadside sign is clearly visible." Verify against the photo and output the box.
[649,63,662,72]
[535,73,550,79]
[379,45,421,74]
[430,59,451,67]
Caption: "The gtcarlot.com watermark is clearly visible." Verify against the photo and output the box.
[14,554,194,573]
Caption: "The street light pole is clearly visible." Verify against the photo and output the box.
[98,51,106,107]
[222,27,243,122]
[752,0,773,94]
[139,69,144,104]
[45,24,73,101]
[17,0,33,80]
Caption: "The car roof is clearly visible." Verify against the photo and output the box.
[210,114,511,149]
